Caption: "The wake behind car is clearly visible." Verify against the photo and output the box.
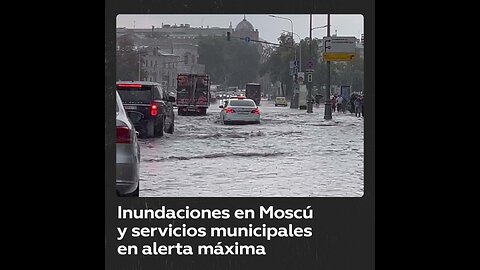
[219,97,260,124]
[116,81,175,138]
[116,91,140,197]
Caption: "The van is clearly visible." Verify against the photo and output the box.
[275,96,288,106]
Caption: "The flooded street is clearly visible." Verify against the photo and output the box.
[139,101,364,197]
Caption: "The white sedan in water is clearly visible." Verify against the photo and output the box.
[219,97,260,124]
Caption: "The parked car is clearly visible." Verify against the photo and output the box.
[116,91,140,197]
[219,97,260,124]
[275,96,288,106]
[116,81,175,138]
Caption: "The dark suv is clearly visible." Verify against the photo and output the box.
[116,81,175,138]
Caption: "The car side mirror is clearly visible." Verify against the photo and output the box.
[168,96,175,102]
[219,105,224,108]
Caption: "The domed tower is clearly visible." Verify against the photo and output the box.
[232,15,259,41]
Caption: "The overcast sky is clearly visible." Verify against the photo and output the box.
[117,14,363,44]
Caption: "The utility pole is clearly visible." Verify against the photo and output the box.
[324,14,332,120]
[138,52,141,81]
[268,15,298,109]
[307,14,313,113]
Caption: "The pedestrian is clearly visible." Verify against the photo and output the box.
[331,96,337,112]
[349,94,356,113]
[354,96,363,117]
[336,95,343,113]
[314,94,319,108]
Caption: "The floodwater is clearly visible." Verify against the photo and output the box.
[139,100,364,197]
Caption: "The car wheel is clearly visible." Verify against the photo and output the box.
[146,120,155,138]
[154,118,164,137]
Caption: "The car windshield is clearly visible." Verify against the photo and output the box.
[118,87,151,103]
[229,100,256,107]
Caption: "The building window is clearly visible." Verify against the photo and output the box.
[184,54,189,65]
[155,60,157,67]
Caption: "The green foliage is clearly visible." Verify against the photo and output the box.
[197,36,260,87]
[197,33,364,94]
[116,35,147,81]
[328,48,364,92]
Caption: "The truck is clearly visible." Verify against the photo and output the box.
[245,83,261,106]
[176,74,210,116]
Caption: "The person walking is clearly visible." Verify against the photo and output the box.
[336,95,343,113]
[354,96,363,117]
[331,95,337,112]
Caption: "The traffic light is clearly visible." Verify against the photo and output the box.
[227,31,231,41]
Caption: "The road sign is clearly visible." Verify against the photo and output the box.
[290,60,300,68]
[322,36,356,61]
[306,59,315,69]
[307,73,313,83]
[323,52,355,61]
[244,36,251,43]
[323,36,356,53]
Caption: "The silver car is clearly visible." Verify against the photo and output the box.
[219,97,260,124]
[116,91,141,197]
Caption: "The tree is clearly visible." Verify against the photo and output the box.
[327,47,364,92]
[116,35,147,81]
[197,36,260,88]
[260,33,296,98]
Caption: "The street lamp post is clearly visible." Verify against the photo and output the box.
[310,23,330,115]
[269,15,294,48]
[269,15,298,108]
[282,30,302,73]
[324,14,332,120]
[307,14,313,113]
[138,52,141,81]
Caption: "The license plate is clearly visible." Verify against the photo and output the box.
[124,105,137,110]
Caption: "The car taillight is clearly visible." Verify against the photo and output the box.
[117,84,142,88]
[116,126,131,144]
[225,107,236,114]
[251,108,260,115]
[150,104,158,116]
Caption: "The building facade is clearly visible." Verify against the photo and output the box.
[117,17,274,94]
[143,47,180,92]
